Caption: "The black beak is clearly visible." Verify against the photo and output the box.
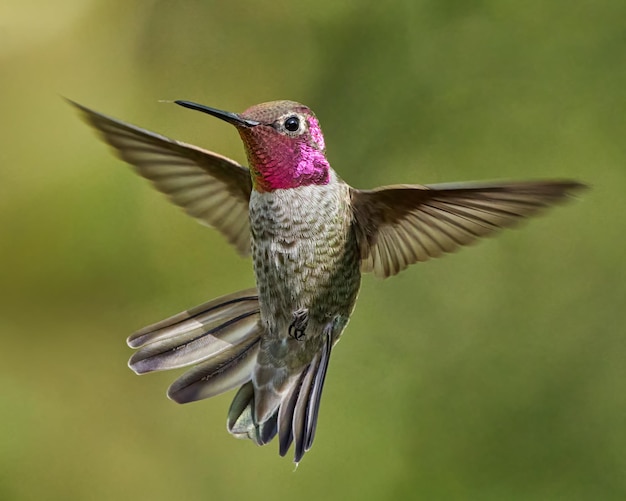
[174,100,260,127]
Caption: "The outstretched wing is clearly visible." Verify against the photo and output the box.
[351,180,586,278]
[71,100,253,255]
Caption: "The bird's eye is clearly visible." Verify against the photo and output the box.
[284,116,300,132]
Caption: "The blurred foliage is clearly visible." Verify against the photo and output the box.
[1,0,625,499]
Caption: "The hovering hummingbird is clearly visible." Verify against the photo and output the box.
[71,98,585,463]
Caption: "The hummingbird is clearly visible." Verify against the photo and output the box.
[71,98,585,463]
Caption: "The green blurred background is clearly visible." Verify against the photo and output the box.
[2,1,624,499]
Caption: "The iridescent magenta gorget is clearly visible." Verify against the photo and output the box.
[237,101,330,192]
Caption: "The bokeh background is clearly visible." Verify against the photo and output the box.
[2,1,625,499]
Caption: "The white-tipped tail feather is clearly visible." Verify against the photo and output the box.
[226,331,332,463]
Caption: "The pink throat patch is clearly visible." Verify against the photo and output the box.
[241,120,330,192]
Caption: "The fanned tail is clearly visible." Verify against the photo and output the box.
[128,289,333,463]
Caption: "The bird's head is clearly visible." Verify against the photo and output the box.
[176,100,330,192]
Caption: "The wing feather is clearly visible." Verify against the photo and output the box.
[71,100,253,255]
[352,180,586,278]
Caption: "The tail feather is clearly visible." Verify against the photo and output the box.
[167,335,260,403]
[304,331,332,451]
[127,288,258,348]
[227,382,256,439]
[291,332,331,463]
[259,412,279,445]
[127,289,260,374]
[278,371,305,456]
[291,359,318,463]
[227,382,279,445]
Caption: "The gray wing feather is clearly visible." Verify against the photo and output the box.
[352,180,586,278]
[70,100,253,255]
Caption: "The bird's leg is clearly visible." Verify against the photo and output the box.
[288,309,309,341]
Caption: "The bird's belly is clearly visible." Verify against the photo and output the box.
[253,229,359,327]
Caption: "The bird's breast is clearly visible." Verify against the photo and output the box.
[249,181,361,332]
